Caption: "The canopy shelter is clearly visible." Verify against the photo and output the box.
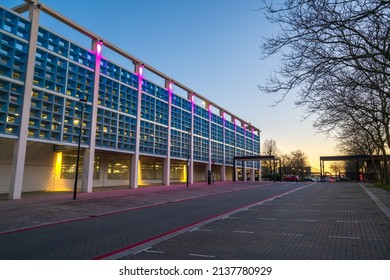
[320,155,384,181]
[233,155,281,182]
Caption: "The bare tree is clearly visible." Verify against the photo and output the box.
[329,162,345,177]
[262,138,280,176]
[283,150,309,177]
[259,0,390,100]
[259,0,390,182]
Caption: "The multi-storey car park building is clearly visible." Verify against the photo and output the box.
[0,1,261,199]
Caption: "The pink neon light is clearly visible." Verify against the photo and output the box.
[168,81,173,102]
[169,81,173,92]
[96,42,102,58]
[191,93,195,112]
[138,65,144,77]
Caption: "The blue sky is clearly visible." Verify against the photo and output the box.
[2,0,335,169]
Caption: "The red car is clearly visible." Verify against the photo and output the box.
[283,175,299,182]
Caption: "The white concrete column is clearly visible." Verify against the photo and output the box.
[250,169,255,181]
[130,63,143,189]
[188,92,195,184]
[163,80,173,186]
[233,117,238,182]
[257,129,262,181]
[221,110,226,181]
[243,124,247,181]
[9,2,40,199]
[81,39,102,193]
[207,102,212,174]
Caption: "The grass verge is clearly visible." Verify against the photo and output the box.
[373,182,390,192]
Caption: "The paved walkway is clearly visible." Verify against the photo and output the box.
[120,182,390,260]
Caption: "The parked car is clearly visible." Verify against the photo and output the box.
[323,177,335,182]
[339,177,351,181]
[303,177,318,182]
[283,175,299,182]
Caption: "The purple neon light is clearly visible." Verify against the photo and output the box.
[191,93,195,111]
[168,81,173,101]
[138,64,144,77]
[96,42,102,58]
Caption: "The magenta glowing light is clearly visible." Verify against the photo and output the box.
[168,81,173,92]
[138,64,144,77]
[96,42,102,58]
[168,81,173,101]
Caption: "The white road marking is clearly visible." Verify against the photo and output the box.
[144,249,165,254]
[279,233,304,237]
[195,229,214,232]
[233,230,255,234]
[336,220,359,223]
[329,236,360,240]
[189,253,216,259]
[295,219,317,222]
[257,218,277,221]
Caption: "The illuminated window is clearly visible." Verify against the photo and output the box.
[60,154,82,179]
[141,161,163,180]
[108,157,129,180]
[60,153,100,179]
[170,164,184,180]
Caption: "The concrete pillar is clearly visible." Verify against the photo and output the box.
[81,39,101,193]
[221,111,226,181]
[9,2,40,199]
[163,80,173,186]
[250,168,255,181]
[188,92,195,184]
[130,63,143,189]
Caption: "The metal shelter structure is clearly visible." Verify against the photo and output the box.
[320,155,384,181]
[233,155,281,182]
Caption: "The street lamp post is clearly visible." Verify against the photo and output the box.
[73,97,87,200]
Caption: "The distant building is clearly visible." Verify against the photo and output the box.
[0,2,261,199]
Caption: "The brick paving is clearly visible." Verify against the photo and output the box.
[120,182,390,260]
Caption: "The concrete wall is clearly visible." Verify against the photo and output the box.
[0,138,55,194]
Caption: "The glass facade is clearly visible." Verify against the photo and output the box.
[0,4,261,193]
